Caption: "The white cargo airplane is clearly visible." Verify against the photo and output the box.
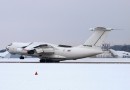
[6,27,112,62]
[110,49,130,58]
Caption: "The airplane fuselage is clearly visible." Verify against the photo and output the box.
[7,43,103,61]
[40,46,103,60]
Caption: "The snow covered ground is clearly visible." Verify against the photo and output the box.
[0,58,130,90]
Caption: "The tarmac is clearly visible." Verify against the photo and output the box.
[0,58,130,64]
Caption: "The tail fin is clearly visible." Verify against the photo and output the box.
[84,27,112,47]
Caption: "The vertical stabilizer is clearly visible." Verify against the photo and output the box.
[84,27,112,47]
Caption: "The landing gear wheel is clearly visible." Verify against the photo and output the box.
[40,59,60,63]
[20,56,24,59]
[40,59,46,63]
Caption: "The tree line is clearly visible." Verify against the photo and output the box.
[110,45,130,52]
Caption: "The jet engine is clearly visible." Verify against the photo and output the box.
[27,50,35,54]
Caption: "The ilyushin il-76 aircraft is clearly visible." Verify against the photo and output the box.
[6,27,112,62]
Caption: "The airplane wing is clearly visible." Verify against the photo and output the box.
[24,43,55,55]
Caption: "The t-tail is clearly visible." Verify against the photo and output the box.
[84,27,112,47]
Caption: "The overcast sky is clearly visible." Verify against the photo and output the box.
[0,0,130,48]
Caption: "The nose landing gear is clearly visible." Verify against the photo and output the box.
[20,56,24,59]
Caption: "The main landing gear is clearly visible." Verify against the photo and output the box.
[40,59,60,63]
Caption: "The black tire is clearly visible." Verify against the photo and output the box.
[20,56,24,59]
[40,59,46,63]
[40,59,60,63]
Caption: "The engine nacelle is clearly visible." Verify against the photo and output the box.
[27,50,35,55]
[35,48,54,54]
